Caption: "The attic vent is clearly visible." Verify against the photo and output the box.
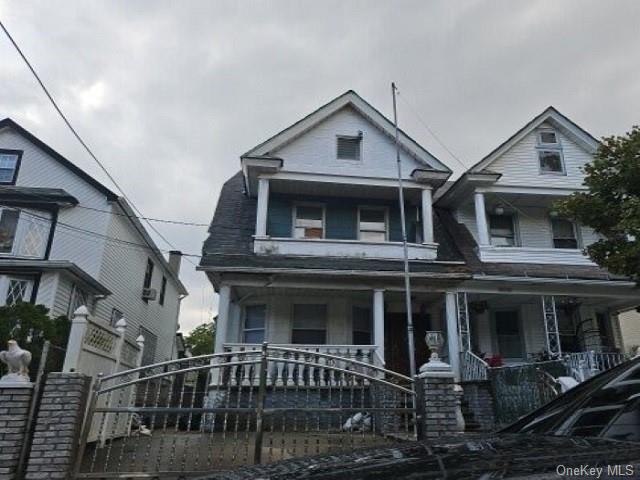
[337,136,361,160]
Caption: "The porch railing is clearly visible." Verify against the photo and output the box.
[564,351,628,382]
[460,350,489,381]
[221,343,383,387]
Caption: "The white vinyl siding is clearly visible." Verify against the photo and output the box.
[486,125,593,189]
[271,106,424,180]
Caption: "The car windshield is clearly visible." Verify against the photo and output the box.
[503,357,640,442]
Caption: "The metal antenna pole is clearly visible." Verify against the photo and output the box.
[392,82,417,379]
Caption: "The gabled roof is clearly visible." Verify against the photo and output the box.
[0,118,119,201]
[469,106,600,173]
[241,90,452,173]
[0,118,187,295]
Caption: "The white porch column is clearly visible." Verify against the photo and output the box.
[214,284,232,354]
[421,187,434,244]
[255,177,270,238]
[373,289,385,365]
[445,292,461,379]
[474,191,490,246]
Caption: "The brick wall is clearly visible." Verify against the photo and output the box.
[25,373,91,480]
[461,380,496,432]
[0,384,33,480]
[419,374,463,438]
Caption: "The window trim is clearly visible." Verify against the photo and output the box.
[336,134,362,161]
[0,208,53,259]
[550,217,581,249]
[291,202,326,239]
[3,276,34,306]
[357,206,389,242]
[0,149,23,185]
[242,303,267,344]
[291,302,328,345]
[537,129,560,147]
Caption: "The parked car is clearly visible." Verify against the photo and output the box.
[199,357,640,479]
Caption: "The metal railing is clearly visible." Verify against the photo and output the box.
[74,343,418,478]
[564,351,628,382]
[460,350,489,381]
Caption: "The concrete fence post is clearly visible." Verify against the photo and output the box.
[418,356,465,438]
[24,372,91,480]
[62,306,89,373]
[135,334,145,368]
[112,317,127,374]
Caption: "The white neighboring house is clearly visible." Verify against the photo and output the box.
[199,91,639,381]
[0,118,188,364]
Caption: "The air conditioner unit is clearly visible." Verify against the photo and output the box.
[142,288,157,301]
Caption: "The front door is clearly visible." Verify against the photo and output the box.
[385,312,431,375]
[494,311,524,360]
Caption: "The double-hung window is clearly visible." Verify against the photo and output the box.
[551,218,579,249]
[293,205,324,239]
[358,207,387,242]
[537,130,565,174]
[292,304,327,344]
[243,305,266,343]
[0,150,21,184]
[489,214,517,247]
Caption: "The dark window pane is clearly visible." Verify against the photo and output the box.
[0,209,19,253]
[245,305,266,329]
[291,329,326,344]
[603,405,640,442]
[360,209,385,223]
[540,131,558,144]
[352,306,372,345]
[0,154,18,183]
[489,215,515,246]
[495,311,523,358]
[539,151,563,172]
[244,329,265,343]
[569,407,622,437]
[296,206,323,221]
[337,137,361,160]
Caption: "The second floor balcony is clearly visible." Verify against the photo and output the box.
[249,172,442,261]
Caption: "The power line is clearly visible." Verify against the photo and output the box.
[395,88,468,171]
[0,19,197,267]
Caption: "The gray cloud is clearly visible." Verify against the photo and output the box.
[1,0,639,332]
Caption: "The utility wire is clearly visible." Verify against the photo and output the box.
[0,19,197,267]
[396,88,468,171]
[0,187,209,226]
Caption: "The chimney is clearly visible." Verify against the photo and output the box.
[168,250,182,276]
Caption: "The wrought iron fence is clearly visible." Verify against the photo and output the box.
[74,343,417,479]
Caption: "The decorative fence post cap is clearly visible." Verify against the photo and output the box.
[73,305,90,316]
[115,318,127,333]
[0,340,33,386]
[136,334,145,346]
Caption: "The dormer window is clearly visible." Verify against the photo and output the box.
[337,135,361,160]
[537,129,565,174]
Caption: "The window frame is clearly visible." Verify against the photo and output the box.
[242,303,267,344]
[550,217,581,249]
[488,213,519,247]
[291,303,328,345]
[292,202,326,240]
[336,135,362,161]
[536,129,566,175]
[0,149,23,185]
[357,206,389,242]
[3,276,34,306]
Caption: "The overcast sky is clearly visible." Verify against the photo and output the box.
[1,0,639,333]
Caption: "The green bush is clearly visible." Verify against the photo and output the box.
[0,303,70,380]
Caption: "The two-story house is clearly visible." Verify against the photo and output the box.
[199,91,639,380]
[0,118,188,364]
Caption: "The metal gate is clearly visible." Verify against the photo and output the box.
[74,343,418,478]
